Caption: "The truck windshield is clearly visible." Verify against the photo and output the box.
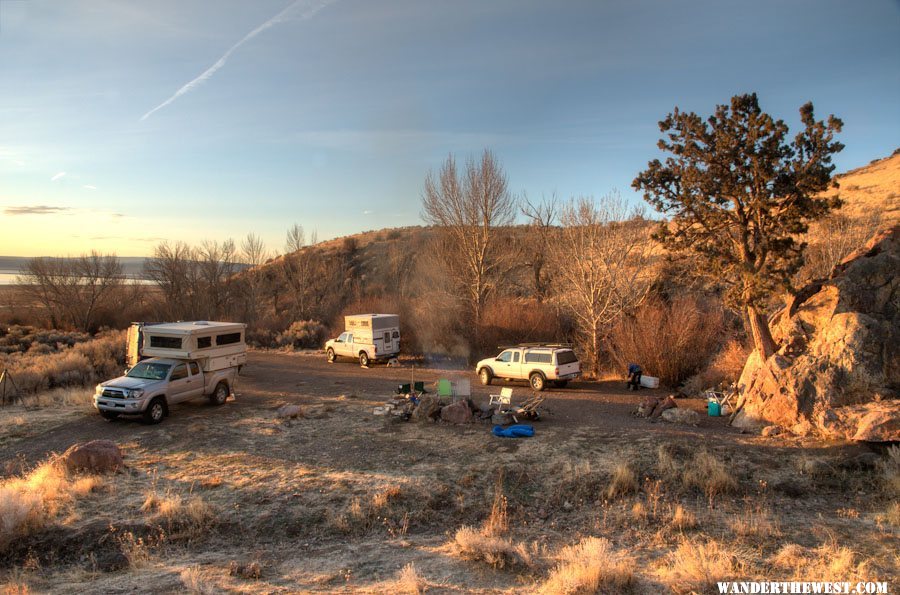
[126,362,171,380]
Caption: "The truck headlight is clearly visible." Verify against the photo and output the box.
[94,384,104,395]
[126,389,144,399]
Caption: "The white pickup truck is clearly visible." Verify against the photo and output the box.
[475,345,581,391]
[325,314,400,366]
[94,358,235,424]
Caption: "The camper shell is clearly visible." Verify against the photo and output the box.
[325,314,400,366]
[127,321,247,372]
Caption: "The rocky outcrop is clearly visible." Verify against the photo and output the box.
[733,226,900,441]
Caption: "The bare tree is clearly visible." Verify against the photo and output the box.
[18,252,124,331]
[241,233,270,267]
[197,239,237,319]
[544,193,656,375]
[239,233,271,324]
[285,223,305,254]
[521,192,559,302]
[144,241,197,320]
[421,149,518,348]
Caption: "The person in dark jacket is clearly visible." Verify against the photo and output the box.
[626,363,642,391]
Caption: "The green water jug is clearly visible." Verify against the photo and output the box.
[707,400,721,417]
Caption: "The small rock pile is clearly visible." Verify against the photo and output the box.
[374,393,514,425]
[634,395,700,425]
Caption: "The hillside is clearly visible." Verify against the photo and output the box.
[824,151,900,226]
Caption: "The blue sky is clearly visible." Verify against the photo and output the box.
[1,0,898,257]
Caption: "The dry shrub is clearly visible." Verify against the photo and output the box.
[483,484,509,537]
[656,444,681,483]
[141,490,214,537]
[372,485,403,511]
[769,542,872,582]
[662,539,743,594]
[669,505,697,531]
[879,445,900,497]
[606,463,638,500]
[607,295,724,386]
[384,563,426,595]
[451,526,532,570]
[540,537,636,595]
[0,460,78,552]
[479,298,562,355]
[682,451,737,497]
[1,330,125,396]
[180,566,216,595]
[229,560,262,580]
[682,338,750,396]
[728,506,779,539]
[878,501,900,527]
[276,320,328,350]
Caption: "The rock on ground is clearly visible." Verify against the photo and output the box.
[60,440,123,474]
[440,400,473,424]
[276,404,303,419]
[412,395,441,423]
[660,408,700,425]
[733,226,900,441]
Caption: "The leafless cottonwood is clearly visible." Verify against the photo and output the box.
[421,149,518,348]
[19,252,124,331]
[546,194,655,375]
[239,233,272,324]
[521,192,559,302]
[285,223,306,254]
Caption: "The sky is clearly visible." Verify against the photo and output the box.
[0,0,898,257]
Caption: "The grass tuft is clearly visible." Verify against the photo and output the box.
[540,537,635,594]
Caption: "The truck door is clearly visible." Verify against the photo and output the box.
[167,363,192,402]
[494,350,514,378]
[381,331,393,354]
[341,333,354,357]
[186,361,204,399]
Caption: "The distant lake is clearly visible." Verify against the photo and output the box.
[0,270,152,286]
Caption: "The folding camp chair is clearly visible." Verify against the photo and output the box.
[414,381,427,394]
[396,383,411,395]
[437,379,453,402]
[452,378,471,401]
[489,387,513,411]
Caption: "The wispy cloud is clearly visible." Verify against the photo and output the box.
[4,205,73,216]
[50,171,66,182]
[83,184,97,190]
[140,0,336,121]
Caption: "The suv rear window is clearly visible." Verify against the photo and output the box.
[524,351,552,364]
[555,350,578,365]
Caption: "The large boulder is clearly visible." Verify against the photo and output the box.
[733,226,900,441]
[440,400,473,424]
[60,440,124,474]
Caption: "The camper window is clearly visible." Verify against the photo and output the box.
[150,336,182,349]
[197,336,212,349]
[216,332,242,346]
[392,331,399,339]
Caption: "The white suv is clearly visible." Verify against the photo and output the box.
[475,345,581,391]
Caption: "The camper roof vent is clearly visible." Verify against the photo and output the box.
[193,321,209,325]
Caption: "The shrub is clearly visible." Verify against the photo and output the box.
[540,537,635,594]
[682,338,750,396]
[607,295,724,386]
[662,539,744,593]
[606,463,638,500]
[276,320,328,350]
[451,525,532,570]
[682,450,737,498]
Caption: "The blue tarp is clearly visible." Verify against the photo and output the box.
[492,424,535,438]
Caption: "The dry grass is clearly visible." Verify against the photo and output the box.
[682,338,749,396]
[669,505,697,531]
[0,460,94,552]
[539,537,636,595]
[117,531,152,569]
[661,538,744,594]
[879,445,900,497]
[451,526,533,571]
[682,450,737,497]
[728,505,779,539]
[180,566,217,594]
[769,542,873,582]
[606,463,638,500]
[656,444,681,482]
[382,563,426,595]
[140,489,215,537]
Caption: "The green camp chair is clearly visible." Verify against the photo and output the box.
[414,381,427,394]
[397,383,411,394]
[437,379,452,400]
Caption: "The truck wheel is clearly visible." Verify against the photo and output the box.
[326,348,336,363]
[100,411,119,421]
[529,372,546,392]
[209,382,229,406]
[142,397,166,424]
[359,352,369,367]
[479,368,493,386]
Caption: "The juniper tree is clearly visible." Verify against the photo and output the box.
[632,93,843,359]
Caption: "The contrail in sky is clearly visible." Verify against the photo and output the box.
[140,0,335,121]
